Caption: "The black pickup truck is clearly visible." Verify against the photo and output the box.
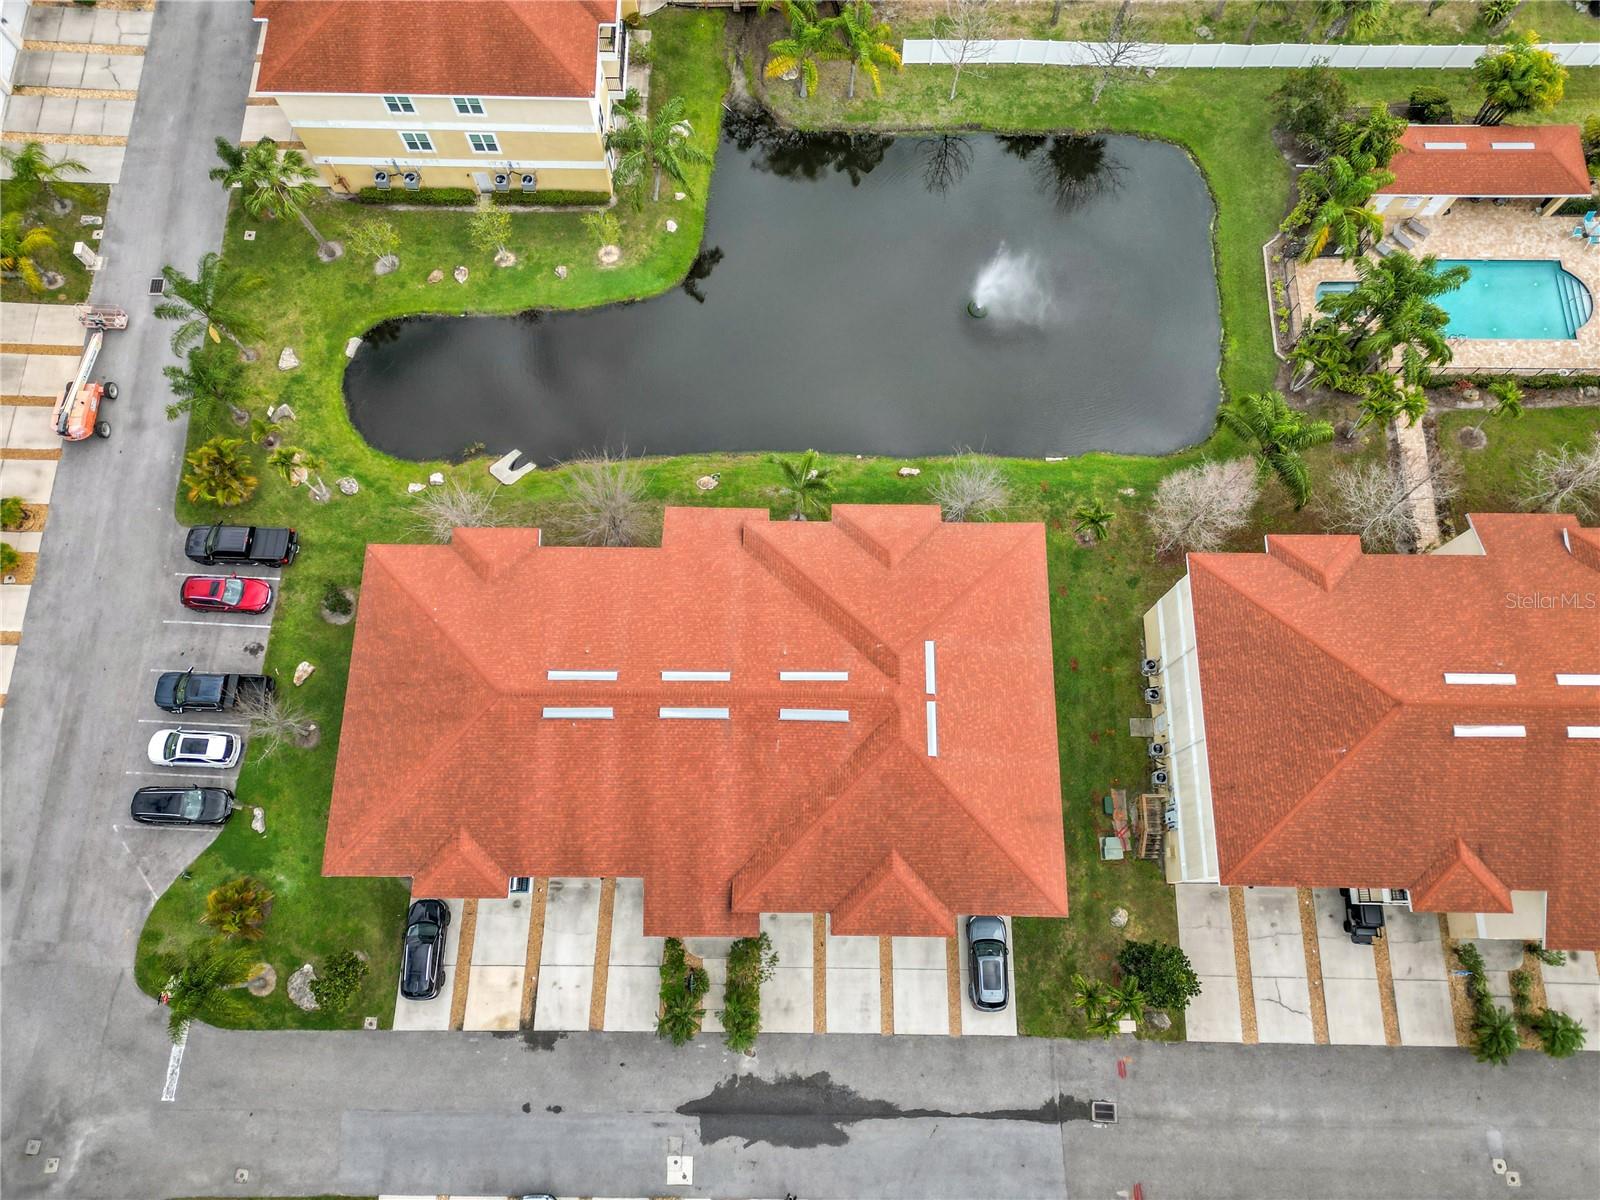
[184,523,299,567]
[153,669,275,714]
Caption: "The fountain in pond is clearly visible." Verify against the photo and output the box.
[968,245,1057,326]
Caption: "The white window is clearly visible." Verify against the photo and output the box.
[399,130,434,153]
[453,96,484,115]
[383,95,415,114]
[467,132,500,154]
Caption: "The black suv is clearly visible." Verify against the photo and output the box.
[400,899,451,1001]
[130,786,235,826]
[1341,888,1386,945]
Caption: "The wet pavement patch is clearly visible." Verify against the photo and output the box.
[519,1030,567,1052]
[677,1069,1092,1148]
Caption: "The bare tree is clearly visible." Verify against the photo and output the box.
[412,479,502,543]
[549,451,653,547]
[936,0,995,102]
[1084,0,1159,106]
[931,454,1010,522]
[237,688,319,758]
[1148,459,1261,554]
[1521,432,1600,521]
[1321,459,1459,552]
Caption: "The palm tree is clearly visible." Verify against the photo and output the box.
[1282,153,1394,262]
[1472,377,1524,437]
[153,252,262,354]
[0,213,56,292]
[268,445,328,499]
[1530,1009,1587,1058]
[1472,1004,1521,1065]
[160,939,258,1043]
[1073,497,1115,542]
[183,435,258,508]
[833,1,901,99]
[212,138,339,259]
[1218,391,1335,509]
[1,140,88,193]
[1473,32,1567,125]
[1317,252,1471,380]
[606,93,711,205]
[162,343,249,423]
[1106,979,1148,1023]
[1289,323,1363,394]
[769,449,834,519]
[201,876,275,941]
[1243,0,1294,43]
[1355,371,1428,429]
[1318,0,1390,40]
[765,7,842,100]
[1334,103,1408,167]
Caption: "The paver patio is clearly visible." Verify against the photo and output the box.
[1175,884,1244,1043]
[1312,889,1386,1046]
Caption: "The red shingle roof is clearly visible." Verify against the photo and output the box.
[324,506,1068,939]
[253,0,613,99]
[1378,124,1592,198]
[1186,514,1600,950]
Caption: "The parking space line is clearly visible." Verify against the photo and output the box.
[123,769,230,779]
[161,619,273,629]
[160,1029,186,1102]
[171,571,279,580]
[135,717,247,728]
[110,825,160,901]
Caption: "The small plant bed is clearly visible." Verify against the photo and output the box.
[720,932,778,1053]
[319,580,356,624]
[656,937,710,1044]
[0,176,111,305]
[1,545,36,584]
[1,498,47,533]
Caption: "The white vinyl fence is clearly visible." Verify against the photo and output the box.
[902,39,1600,69]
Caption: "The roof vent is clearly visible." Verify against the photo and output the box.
[925,700,939,758]
[1568,726,1600,740]
[547,669,617,681]
[660,707,730,720]
[1453,724,1525,738]
[661,670,730,682]
[1491,141,1535,150]
[779,671,849,682]
[1556,674,1600,686]
[1443,672,1516,685]
[1422,141,1467,149]
[779,708,849,723]
[542,707,613,720]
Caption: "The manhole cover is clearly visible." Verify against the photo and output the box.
[1091,1100,1118,1124]
[148,277,165,295]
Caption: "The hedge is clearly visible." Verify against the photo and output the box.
[1553,196,1599,217]
[353,187,476,206]
[492,189,612,207]
[1428,372,1600,390]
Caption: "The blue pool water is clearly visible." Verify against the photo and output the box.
[1316,259,1593,340]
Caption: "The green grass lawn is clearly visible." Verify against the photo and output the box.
[1437,405,1600,524]
[0,181,110,307]
[133,8,1597,1038]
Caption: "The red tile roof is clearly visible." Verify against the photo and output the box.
[1186,514,1600,950]
[324,506,1068,939]
[253,0,613,99]
[1378,124,1592,198]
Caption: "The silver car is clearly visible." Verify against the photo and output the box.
[966,915,1009,1011]
[146,727,242,769]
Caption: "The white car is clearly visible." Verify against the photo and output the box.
[146,728,242,769]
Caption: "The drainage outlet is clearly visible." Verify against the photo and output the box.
[148,277,165,296]
[1505,1172,1521,1188]
[1091,1100,1118,1124]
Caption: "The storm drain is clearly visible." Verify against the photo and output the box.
[1091,1100,1118,1124]
[147,277,165,295]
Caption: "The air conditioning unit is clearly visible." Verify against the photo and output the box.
[493,172,511,192]
[1151,768,1170,787]
[519,172,536,192]
[373,169,391,190]
[1147,741,1167,759]
[1140,658,1161,677]
[402,171,421,190]
[1144,686,1163,704]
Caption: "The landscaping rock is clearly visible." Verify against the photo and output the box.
[1110,906,1129,929]
[251,806,266,834]
[344,337,362,358]
[453,265,469,284]
[1146,1009,1172,1031]
[79,214,103,226]
[598,244,621,266]
[277,346,299,371]
[374,254,399,276]
[674,191,686,201]
[287,963,319,1011]
[293,661,315,686]
[554,264,569,279]
[428,471,445,485]
[246,963,277,997]
[270,403,297,423]
[316,240,344,263]
[665,220,679,233]
[406,482,426,494]
[1196,23,1212,38]
[494,249,517,269]
[897,467,921,477]
[695,473,721,491]
[49,195,72,216]
[40,272,66,291]
[1461,387,1480,402]
[338,476,359,495]
[1118,487,1137,497]
[427,269,445,284]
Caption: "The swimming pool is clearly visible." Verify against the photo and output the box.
[1316,259,1593,340]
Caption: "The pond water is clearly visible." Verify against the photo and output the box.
[344,114,1222,464]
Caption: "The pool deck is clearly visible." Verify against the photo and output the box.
[1295,203,1599,374]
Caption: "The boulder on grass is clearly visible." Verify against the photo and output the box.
[287,963,319,1011]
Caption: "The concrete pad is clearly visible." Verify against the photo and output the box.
[20,352,77,395]
[6,531,43,552]
[14,54,52,88]
[0,354,24,394]
[22,5,66,39]
[607,878,663,967]
[761,912,812,970]
[602,963,660,1032]
[0,95,43,134]
[825,913,878,968]
[1392,978,1458,1047]
[1185,973,1244,1043]
[391,990,451,1031]
[0,458,55,503]
[825,964,879,1034]
[0,644,16,694]
[7,407,59,451]
[241,102,296,144]
[1322,976,1386,1045]
[69,99,108,136]
[891,934,947,971]
[1385,908,1449,981]
[699,954,727,1034]
[1242,888,1309,978]
[471,897,533,966]
[46,5,97,41]
[78,54,144,91]
[0,139,125,185]
[1543,983,1600,1049]
[463,965,524,1031]
[0,407,15,444]
[1542,949,1599,986]
[28,304,89,348]
[533,964,593,1032]
[1313,890,1378,980]
[762,966,813,1033]
[1,585,31,630]
[1253,976,1316,1044]
[92,7,153,45]
[100,99,135,137]
[540,877,600,966]
[892,963,948,1035]
[1175,884,1237,977]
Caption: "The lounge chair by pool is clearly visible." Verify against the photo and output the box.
[1391,226,1416,250]
[1402,218,1430,239]
[1373,241,1394,258]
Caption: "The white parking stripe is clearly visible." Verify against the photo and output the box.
[161,619,273,629]
[123,769,231,779]
[110,825,161,902]
[135,717,247,728]
[161,1029,186,1102]
[170,571,279,580]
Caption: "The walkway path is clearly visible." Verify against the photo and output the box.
[1392,414,1443,550]
[902,37,1600,70]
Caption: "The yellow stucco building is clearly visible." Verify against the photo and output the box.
[247,0,638,197]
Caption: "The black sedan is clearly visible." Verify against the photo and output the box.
[130,786,235,826]
[400,899,451,1001]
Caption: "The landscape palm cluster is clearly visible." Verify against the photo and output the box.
[762,0,902,100]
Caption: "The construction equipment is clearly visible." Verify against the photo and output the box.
[52,330,117,442]
[74,304,128,330]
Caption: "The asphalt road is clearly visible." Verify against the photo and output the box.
[2,6,1599,1200]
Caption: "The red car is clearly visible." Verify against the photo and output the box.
[180,574,274,614]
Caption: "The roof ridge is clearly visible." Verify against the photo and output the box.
[912,522,1038,648]
[258,1,340,75]
[1410,837,1511,912]
[831,850,951,935]
[366,546,501,694]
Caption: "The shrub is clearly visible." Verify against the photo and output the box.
[719,931,777,1053]
[353,186,475,206]
[1472,1004,1520,1065]
[1583,114,1600,165]
[321,579,353,615]
[492,189,612,207]
[1530,1009,1588,1058]
[1270,63,1350,158]
[582,210,622,250]
[309,950,369,1012]
[1408,86,1455,124]
[1508,968,1533,1018]
[201,876,274,941]
[656,937,709,1046]
[930,454,1009,522]
[0,496,23,529]
[0,542,17,575]
[1116,940,1201,1012]
[1526,940,1567,967]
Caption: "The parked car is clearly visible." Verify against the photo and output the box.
[400,898,451,1001]
[146,727,242,769]
[130,785,235,826]
[1341,888,1386,945]
[153,669,274,714]
[184,522,299,567]
[180,574,274,614]
[966,915,1010,1012]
